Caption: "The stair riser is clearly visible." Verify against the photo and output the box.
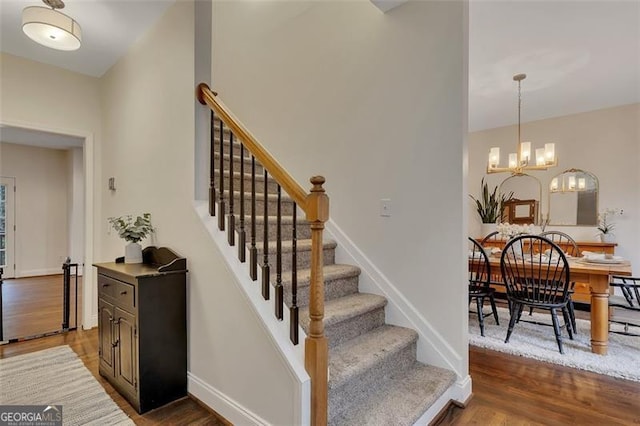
[214,173,281,194]
[244,219,311,242]
[214,155,265,175]
[256,245,336,272]
[283,274,360,309]
[324,308,386,349]
[216,195,295,216]
[213,138,244,156]
[328,341,417,422]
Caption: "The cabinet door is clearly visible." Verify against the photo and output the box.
[114,307,137,395]
[98,298,115,377]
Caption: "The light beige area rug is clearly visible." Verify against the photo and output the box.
[469,306,640,382]
[0,345,134,425]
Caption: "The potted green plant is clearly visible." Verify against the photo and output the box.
[469,178,513,234]
[108,213,154,263]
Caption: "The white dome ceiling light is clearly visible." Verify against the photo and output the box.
[22,0,81,51]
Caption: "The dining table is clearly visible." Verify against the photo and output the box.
[480,254,632,355]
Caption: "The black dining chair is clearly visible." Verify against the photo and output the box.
[609,275,640,336]
[501,235,574,353]
[468,237,499,336]
[479,231,508,305]
[535,231,579,333]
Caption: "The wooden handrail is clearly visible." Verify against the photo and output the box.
[197,83,308,208]
[196,83,329,426]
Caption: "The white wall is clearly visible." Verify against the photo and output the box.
[212,0,468,376]
[99,2,299,424]
[0,143,69,277]
[0,52,100,327]
[469,103,640,273]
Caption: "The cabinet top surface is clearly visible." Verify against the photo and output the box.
[93,262,181,278]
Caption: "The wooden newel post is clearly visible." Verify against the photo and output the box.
[305,176,329,426]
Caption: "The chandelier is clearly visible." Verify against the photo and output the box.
[486,73,557,174]
[22,0,82,51]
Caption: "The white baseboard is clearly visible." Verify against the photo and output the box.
[17,268,63,277]
[83,314,98,330]
[188,372,269,426]
[412,375,472,425]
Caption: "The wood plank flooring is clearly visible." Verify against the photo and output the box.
[3,282,639,425]
[1,274,81,340]
[438,345,640,425]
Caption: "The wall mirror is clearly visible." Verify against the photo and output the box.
[548,168,598,226]
[499,174,542,225]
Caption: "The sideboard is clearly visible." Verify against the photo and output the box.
[94,246,187,413]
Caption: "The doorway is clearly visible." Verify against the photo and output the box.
[0,177,15,278]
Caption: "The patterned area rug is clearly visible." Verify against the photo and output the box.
[0,345,134,425]
[469,307,640,382]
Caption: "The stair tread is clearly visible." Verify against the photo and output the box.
[329,362,456,426]
[255,238,337,253]
[301,293,386,328]
[221,190,294,202]
[279,264,360,286]
[328,325,418,390]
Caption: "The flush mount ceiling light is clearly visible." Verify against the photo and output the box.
[22,0,82,51]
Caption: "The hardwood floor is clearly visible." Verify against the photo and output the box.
[438,345,640,425]
[0,328,230,425]
[3,290,638,425]
[1,274,81,340]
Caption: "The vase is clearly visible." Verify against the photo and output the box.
[600,234,616,244]
[481,223,498,238]
[125,242,143,264]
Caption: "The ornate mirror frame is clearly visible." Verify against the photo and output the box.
[548,168,599,226]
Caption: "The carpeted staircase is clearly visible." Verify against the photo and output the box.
[213,119,456,425]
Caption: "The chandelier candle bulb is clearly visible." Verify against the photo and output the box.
[568,175,577,190]
[508,153,518,169]
[551,177,559,192]
[535,148,545,166]
[489,147,500,168]
[545,143,556,164]
[520,142,531,164]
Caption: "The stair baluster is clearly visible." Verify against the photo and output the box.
[262,169,270,300]
[290,203,299,344]
[238,144,246,262]
[249,155,258,281]
[227,133,235,245]
[275,184,283,320]
[217,120,225,231]
[209,111,216,217]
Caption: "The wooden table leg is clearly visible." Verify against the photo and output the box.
[590,290,609,355]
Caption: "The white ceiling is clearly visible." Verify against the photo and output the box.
[0,0,638,136]
[469,0,640,131]
[0,0,175,78]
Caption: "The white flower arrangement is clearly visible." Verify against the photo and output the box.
[497,222,534,239]
[597,208,619,235]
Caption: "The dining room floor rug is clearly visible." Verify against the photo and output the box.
[469,306,640,382]
[0,345,134,425]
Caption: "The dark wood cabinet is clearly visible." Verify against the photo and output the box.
[94,246,187,414]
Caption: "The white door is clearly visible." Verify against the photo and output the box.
[0,177,16,278]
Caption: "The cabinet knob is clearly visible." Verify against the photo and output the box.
[112,339,119,348]
[120,290,127,295]
[102,283,110,287]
